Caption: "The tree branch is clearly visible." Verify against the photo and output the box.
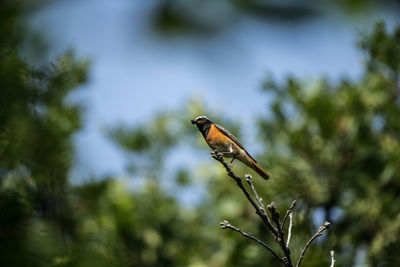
[245,174,266,215]
[267,202,293,266]
[296,221,331,267]
[211,150,332,267]
[220,220,285,265]
[211,151,278,237]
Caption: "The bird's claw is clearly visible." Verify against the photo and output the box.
[210,149,219,156]
[211,150,223,161]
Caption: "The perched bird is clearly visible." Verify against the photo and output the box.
[191,116,270,180]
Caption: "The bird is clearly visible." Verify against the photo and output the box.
[191,115,270,180]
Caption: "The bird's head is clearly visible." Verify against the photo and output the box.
[191,116,212,126]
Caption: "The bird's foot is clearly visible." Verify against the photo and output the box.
[211,150,222,160]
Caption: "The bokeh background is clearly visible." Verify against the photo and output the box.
[1,0,400,266]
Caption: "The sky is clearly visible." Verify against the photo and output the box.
[25,0,400,183]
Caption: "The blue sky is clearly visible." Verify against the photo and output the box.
[26,0,399,182]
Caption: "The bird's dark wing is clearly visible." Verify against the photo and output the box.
[214,123,257,163]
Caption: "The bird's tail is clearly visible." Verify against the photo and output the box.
[244,155,270,180]
[251,161,270,180]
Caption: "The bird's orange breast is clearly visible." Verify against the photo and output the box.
[206,124,237,151]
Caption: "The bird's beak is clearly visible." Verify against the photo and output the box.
[191,119,196,125]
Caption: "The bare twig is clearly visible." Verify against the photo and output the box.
[286,213,293,247]
[268,202,293,267]
[284,201,296,248]
[283,200,297,228]
[211,151,278,237]
[330,251,335,267]
[296,221,331,267]
[220,220,285,265]
[245,174,266,214]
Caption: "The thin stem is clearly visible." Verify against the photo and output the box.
[286,212,293,247]
[245,174,266,214]
[330,251,335,267]
[296,221,331,267]
[220,220,285,265]
[283,200,297,228]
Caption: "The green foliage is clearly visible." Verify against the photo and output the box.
[74,179,219,267]
[0,2,89,266]
[2,1,400,266]
[152,0,397,37]
[258,21,400,265]
[0,50,89,264]
[107,112,179,175]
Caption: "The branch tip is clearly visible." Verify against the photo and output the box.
[267,202,277,210]
[296,221,331,267]
[219,220,286,265]
[220,220,230,229]
[267,202,280,221]
[283,200,297,228]
[245,174,252,184]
